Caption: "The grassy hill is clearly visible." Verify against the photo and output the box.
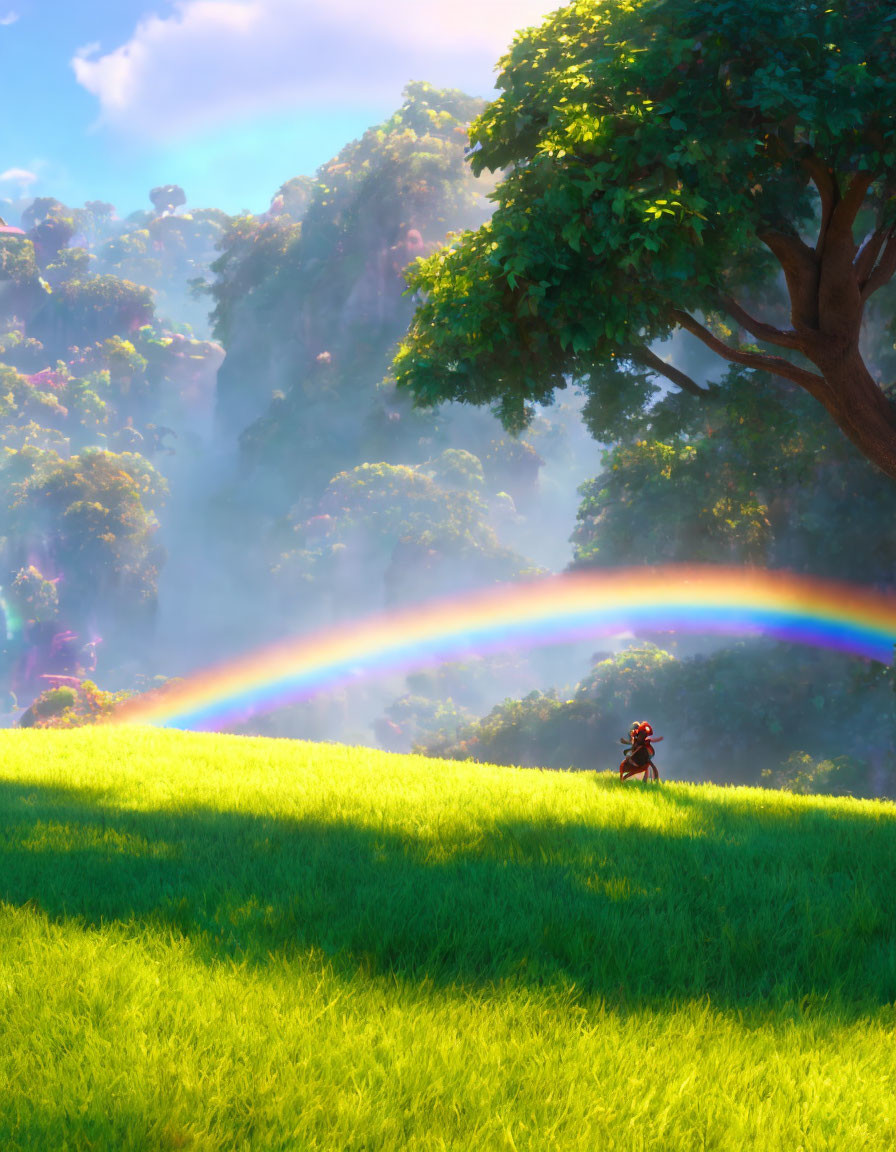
[0,726,893,1150]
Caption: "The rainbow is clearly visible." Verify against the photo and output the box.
[112,566,896,730]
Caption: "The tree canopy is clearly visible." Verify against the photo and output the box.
[394,0,896,478]
[149,185,187,216]
[570,364,896,582]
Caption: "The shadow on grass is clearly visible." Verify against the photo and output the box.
[0,775,894,1013]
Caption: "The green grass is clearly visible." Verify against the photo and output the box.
[0,726,893,1150]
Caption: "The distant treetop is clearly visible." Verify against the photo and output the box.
[149,185,187,216]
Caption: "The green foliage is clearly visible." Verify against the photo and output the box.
[393,0,896,448]
[20,198,68,232]
[28,217,76,266]
[425,639,893,794]
[42,247,91,289]
[0,235,38,286]
[95,229,160,287]
[571,367,896,581]
[90,334,147,380]
[762,750,866,797]
[0,363,69,432]
[18,685,76,725]
[0,331,45,373]
[0,446,166,624]
[210,81,495,493]
[276,461,537,612]
[379,654,536,751]
[0,236,43,327]
[423,448,484,492]
[319,461,483,540]
[207,214,302,348]
[481,437,543,505]
[267,175,314,219]
[30,275,155,357]
[425,688,575,766]
[426,644,676,768]
[18,679,131,728]
[572,433,774,567]
[376,693,475,752]
[575,643,678,711]
[295,79,486,280]
[0,325,220,464]
[96,207,230,335]
[8,565,59,625]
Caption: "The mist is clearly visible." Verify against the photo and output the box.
[0,79,892,800]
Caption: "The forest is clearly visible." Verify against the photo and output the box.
[1,0,894,799]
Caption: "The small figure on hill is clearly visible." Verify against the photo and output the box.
[619,721,662,782]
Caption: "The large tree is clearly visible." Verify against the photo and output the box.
[394,0,896,479]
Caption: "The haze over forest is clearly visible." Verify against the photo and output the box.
[1,1,894,798]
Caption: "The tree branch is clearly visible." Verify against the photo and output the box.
[756,229,819,331]
[828,171,874,238]
[757,228,817,277]
[801,153,838,252]
[670,310,827,394]
[853,227,889,284]
[626,344,706,397]
[716,294,805,351]
[860,229,896,301]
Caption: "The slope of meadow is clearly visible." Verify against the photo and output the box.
[0,726,893,1151]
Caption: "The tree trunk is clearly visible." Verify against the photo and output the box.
[803,345,896,481]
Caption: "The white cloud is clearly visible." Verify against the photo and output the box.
[72,0,563,141]
[0,167,37,189]
[0,11,19,25]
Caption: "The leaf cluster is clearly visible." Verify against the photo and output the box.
[570,365,896,582]
[395,0,896,438]
[18,679,132,728]
[274,461,537,612]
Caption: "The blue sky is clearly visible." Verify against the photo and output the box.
[0,0,560,221]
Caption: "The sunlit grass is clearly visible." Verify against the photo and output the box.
[0,726,893,1150]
